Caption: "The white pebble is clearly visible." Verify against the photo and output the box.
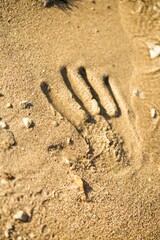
[6,103,13,108]
[153,6,160,13]
[13,210,29,222]
[17,237,22,240]
[62,157,70,165]
[4,222,14,237]
[22,117,33,128]
[4,230,9,238]
[66,138,73,145]
[29,233,35,239]
[0,121,7,129]
[6,222,14,231]
[132,89,139,96]
[151,108,157,118]
[0,179,8,185]
[53,121,58,127]
[147,43,160,59]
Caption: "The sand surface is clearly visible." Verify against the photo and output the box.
[0,0,160,239]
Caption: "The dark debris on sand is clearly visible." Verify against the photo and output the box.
[43,0,79,10]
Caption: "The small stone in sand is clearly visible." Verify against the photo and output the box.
[4,222,14,237]
[71,174,87,202]
[43,0,53,8]
[2,172,15,181]
[132,89,139,97]
[22,117,33,128]
[147,43,160,59]
[0,129,15,150]
[67,138,74,145]
[13,210,29,222]
[6,222,14,231]
[151,108,157,118]
[62,157,70,165]
[1,140,12,150]
[6,103,13,108]
[4,230,9,238]
[20,101,32,109]
[0,121,7,129]
[53,121,59,127]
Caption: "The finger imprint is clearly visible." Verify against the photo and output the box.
[41,74,88,127]
[68,68,100,116]
[86,70,119,117]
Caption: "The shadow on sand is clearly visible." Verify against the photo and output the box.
[43,0,80,11]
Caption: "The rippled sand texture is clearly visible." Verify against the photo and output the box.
[119,0,160,164]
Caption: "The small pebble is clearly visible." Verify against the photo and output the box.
[4,230,9,238]
[13,210,29,222]
[62,157,70,165]
[151,108,157,118]
[0,121,7,129]
[1,140,12,150]
[53,121,58,127]
[147,43,160,59]
[4,222,14,237]
[153,6,160,12]
[132,89,139,96]
[22,117,33,128]
[67,138,73,145]
[6,222,14,231]
[2,172,15,181]
[43,0,52,8]
[48,144,63,152]
[0,129,15,150]
[20,101,32,109]
[29,233,35,239]
[17,236,22,240]
[6,103,13,108]
[71,174,87,201]
[0,179,8,185]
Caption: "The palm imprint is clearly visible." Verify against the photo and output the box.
[41,66,128,170]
